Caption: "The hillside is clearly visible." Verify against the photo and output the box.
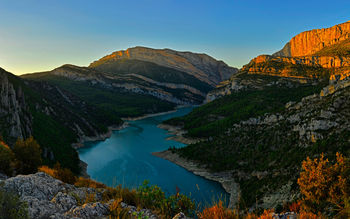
[165,73,325,138]
[160,20,350,209]
[0,67,134,174]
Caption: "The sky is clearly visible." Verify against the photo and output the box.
[0,0,350,75]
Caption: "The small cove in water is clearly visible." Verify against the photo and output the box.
[78,107,229,207]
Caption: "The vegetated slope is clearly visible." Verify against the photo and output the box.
[1,67,129,173]
[23,65,175,117]
[165,73,326,138]
[173,79,350,209]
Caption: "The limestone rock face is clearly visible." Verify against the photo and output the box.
[274,21,350,57]
[89,46,238,86]
[0,68,32,143]
[242,55,350,79]
[246,55,350,70]
[1,172,161,219]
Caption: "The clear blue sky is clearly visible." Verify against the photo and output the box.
[1,0,349,75]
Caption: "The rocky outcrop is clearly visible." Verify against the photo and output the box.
[89,46,238,86]
[205,72,315,102]
[1,172,159,219]
[0,68,32,143]
[245,55,350,70]
[274,20,350,57]
[241,54,350,80]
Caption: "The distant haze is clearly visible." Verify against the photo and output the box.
[0,0,349,75]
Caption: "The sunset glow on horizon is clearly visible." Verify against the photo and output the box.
[0,0,350,75]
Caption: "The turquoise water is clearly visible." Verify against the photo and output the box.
[78,107,229,207]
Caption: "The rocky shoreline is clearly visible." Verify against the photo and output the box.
[72,123,129,150]
[157,123,202,145]
[152,150,239,208]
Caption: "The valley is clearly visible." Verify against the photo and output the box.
[0,15,350,219]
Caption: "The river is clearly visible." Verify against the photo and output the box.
[78,107,229,207]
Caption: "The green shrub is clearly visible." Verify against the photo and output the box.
[0,186,29,219]
[137,180,195,218]
[0,142,14,175]
[13,137,42,174]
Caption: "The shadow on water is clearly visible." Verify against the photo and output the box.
[78,107,230,209]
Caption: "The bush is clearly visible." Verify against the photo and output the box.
[198,201,240,219]
[13,137,42,174]
[0,187,29,219]
[137,180,195,218]
[0,142,14,175]
[297,153,350,215]
[38,163,76,184]
[53,163,76,184]
[74,177,106,189]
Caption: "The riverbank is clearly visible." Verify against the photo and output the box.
[121,105,191,121]
[157,124,202,145]
[152,150,239,208]
[72,123,129,150]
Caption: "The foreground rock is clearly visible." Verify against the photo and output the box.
[1,172,159,219]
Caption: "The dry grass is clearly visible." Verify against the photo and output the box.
[74,177,107,189]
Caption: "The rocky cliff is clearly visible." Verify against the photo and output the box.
[0,68,32,144]
[89,46,238,86]
[274,20,350,57]
[206,21,350,102]
[241,54,350,79]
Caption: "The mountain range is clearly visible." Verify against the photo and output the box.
[0,48,237,173]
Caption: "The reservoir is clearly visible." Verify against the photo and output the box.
[78,107,229,207]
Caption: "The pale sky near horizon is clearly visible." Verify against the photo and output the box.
[0,0,350,75]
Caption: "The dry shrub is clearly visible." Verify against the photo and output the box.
[85,193,96,203]
[74,177,106,189]
[198,201,239,219]
[38,163,76,184]
[297,211,325,219]
[257,209,273,219]
[38,165,55,177]
[288,201,302,213]
[297,153,349,214]
[109,198,129,219]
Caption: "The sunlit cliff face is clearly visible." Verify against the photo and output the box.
[275,20,350,57]
[241,21,350,80]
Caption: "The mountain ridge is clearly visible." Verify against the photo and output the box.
[89,46,238,86]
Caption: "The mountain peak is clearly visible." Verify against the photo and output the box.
[89,47,238,86]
